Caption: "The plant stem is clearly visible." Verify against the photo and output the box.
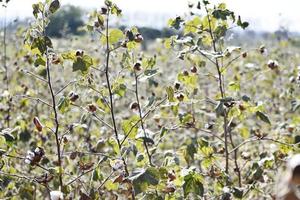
[228,120,242,186]
[133,70,153,166]
[103,8,130,177]
[205,6,229,177]
[3,5,8,91]
[42,11,63,190]
[3,4,10,128]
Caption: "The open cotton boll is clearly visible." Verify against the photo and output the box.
[287,154,300,187]
[287,154,300,170]
[276,154,300,199]
[50,191,63,200]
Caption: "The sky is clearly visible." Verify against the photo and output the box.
[1,0,300,32]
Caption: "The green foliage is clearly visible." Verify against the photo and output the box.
[183,171,204,197]
[1,0,299,199]
[130,167,160,195]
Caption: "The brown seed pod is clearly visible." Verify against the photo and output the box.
[259,45,266,54]
[174,82,180,90]
[183,70,189,76]
[63,136,68,144]
[69,91,79,102]
[101,7,107,14]
[52,56,61,65]
[176,93,185,102]
[78,161,94,171]
[121,41,127,48]
[134,62,142,71]
[70,151,77,160]
[75,49,84,57]
[168,171,176,181]
[163,185,176,193]
[113,174,124,183]
[190,66,197,73]
[267,60,279,70]
[242,52,247,58]
[130,102,139,110]
[241,152,251,160]
[33,117,43,132]
[94,20,100,28]
[134,33,143,43]
[287,126,294,133]
[88,104,97,112]
[238,103,246,111]
[217,147,225,154]
[35,173,53,184]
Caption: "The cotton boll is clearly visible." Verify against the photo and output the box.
[24,158,31,164]
[287,154,300,170]
[287,154,300,186]
[50,191,63,200]
[269,143,277,153]
[276,154,300,199]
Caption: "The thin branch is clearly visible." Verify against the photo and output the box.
[70,103,113,130]
[229,137,300,154]
[133,68,153,166]
[42,11,63,190]
[20,69,48,83]
[121,98,167,146]
[205,5,229,176]
[97,171,114,191]
[14,95,52,108]
[55,80,77,96]
[103,8,130,178]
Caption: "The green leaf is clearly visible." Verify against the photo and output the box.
[31,36,53,55]
[108,138,120,155]
[101,29,124,44]
[139,69,159,82]
[61,51,76,60]
[112,78,127,97]
[0,149,6,157]
[3,133,15,144]
[49,0,60,14]
[72,55,93,74]
[228,81,240,91]
[104,180,119,191]
[57,96,70,113]
[92,169,100,181]
[122,115,140,139]
[233,187,244,199]
[111,4,122,16]
[256,111,271,124]
[32,2,44,18]
[166,86,175,102]
[177,73,198,90]
[212,9,234,21]
[215,102,225,117]
[32,4,40,18]
[242,95,251,102]
[97,14,104,24]
[96,98,110,113]
[184,16,201,34]
[183,172,204,197]
[291,100,300,112]
[130,167,160,195]
[184,143,197,164]
[237,16,249,29]
[179,113,194,125]
[168,16,184,30]
[34,56,46,67]
[86,24,94,32]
